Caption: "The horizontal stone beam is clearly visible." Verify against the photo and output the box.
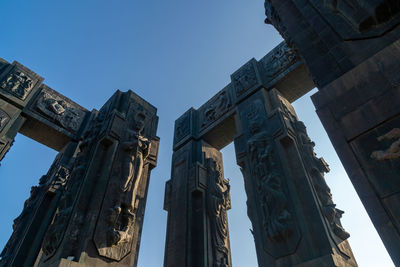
[0,59,91,158]
[173,41,314,151]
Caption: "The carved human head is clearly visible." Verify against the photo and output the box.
[134,112,146,132]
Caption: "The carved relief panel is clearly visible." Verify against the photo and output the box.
[33,85,87,133]
[0,62,43,104]
[294,121,351,243]
[40,139,95,260]
[1,152,71,266]
[199,86,232,131]
[351,116,400,198]
[306,0,400,39]
[233,89,356,266]
[1,70,33,100]
[231,59,262,100]
[205,157,232,267]
[235,95,301,259]
[92,99,159,262]
[260,42,298,83]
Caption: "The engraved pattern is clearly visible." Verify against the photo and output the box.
[36,87,86,132]
[247,101,293,242]
[93,108,154,261]
[261,42,297,80]
[201,91,231,129]
[232,62,258,98]
[0,70,33,100]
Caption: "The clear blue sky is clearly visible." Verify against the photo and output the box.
[0,1,394,266]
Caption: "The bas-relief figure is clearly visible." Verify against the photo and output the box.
[232,62,258,98]
[106,112,151,247]
[206,158,231,267]
[41,167,72,257]
[371,128,400,160]
[294,119,350,241]
[41,116,103,258]
[0,163,64,266]
[36,89,86,132]
[0,56,158,266]
[261,43,297,80]
[277,95,351,242]
[88,106,156,262]
[0,70,33,100]
[247,112,293,242]
[0,109,10,132]
[201,91,231,128]
[0,184,41,263]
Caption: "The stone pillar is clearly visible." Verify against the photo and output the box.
[234,88,357,266]
[36,91,159,267]
[164,121,232,267]
[1,90,159,267]
[0,142,78,267]
[312,41,400,265]
[263,0,400,263]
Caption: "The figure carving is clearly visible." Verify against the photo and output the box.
[202,91,231,128]
[41,167,71,256]
[50,166,70,191]
[206,159,231,267]
[175,114,190,142]
[37,91,84,132]
[247,111,293,242]
[43,127,100,257]
[295,121,350,240]
[0,174,48,263]
[0,71,33,100]
[0,109,10,132]
[262,43,297,80]
[371,128,400,161]
[232,62,258,97]
[323,0,400,32]
[106,112,151,246]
